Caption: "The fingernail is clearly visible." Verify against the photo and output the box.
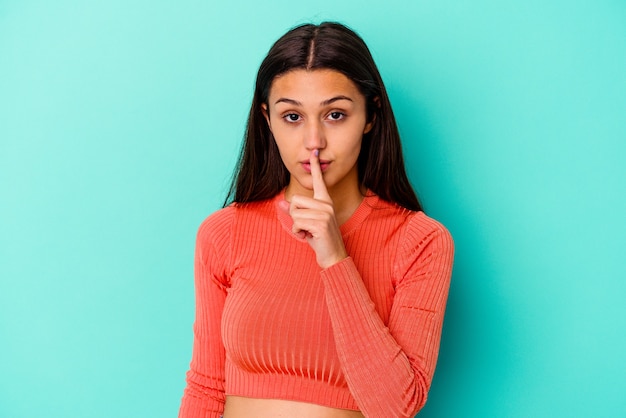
[314,149,319,157]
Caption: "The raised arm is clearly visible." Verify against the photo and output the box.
[281,149,454,416]
[321,220,454,417]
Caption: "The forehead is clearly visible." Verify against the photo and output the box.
[268,69,364,104]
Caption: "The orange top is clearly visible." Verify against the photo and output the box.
[179,192,454,418]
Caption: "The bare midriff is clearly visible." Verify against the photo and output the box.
[223,396,365,418]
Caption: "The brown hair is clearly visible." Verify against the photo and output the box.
[225,22,423,212]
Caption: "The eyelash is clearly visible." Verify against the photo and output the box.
[282,111,346,123]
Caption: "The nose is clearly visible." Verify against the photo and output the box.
[303,120,326,151]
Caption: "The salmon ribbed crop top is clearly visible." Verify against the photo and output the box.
[179,192,454,418]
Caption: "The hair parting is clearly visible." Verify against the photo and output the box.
[224,22,423,212]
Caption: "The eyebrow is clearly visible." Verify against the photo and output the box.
[274,95,354,106]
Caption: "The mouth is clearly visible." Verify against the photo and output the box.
[302,160,331,173]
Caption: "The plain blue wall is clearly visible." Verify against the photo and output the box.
[1,1,624,417]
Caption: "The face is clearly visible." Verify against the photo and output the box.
[262,69,373,198]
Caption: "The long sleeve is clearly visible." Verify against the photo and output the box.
[179,209,234,418]
[320,215,454,417]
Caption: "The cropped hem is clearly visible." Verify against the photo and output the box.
[225,362,359,411]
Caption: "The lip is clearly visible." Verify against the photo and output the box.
[302,160,331,173]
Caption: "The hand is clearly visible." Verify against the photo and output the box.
[280,149,348,269]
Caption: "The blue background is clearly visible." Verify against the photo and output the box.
[1,1,624,417]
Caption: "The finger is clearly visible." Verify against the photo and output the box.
[292,227,309,240]
[290,216,312,240]
[310,149,331,202]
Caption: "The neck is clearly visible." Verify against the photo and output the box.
[328,183,366,225]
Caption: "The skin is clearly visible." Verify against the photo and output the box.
[266,68,373,268]
[223,69,371,418]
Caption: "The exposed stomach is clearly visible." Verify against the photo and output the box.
[223,396,365,418]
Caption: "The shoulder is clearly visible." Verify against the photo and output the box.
[367,197,452,242]
[193,206,238,268]
[406,211,454,247]
[197,205,238,243]
[196,198,277,245]
[366,197,454,271]
[394,210,454,279]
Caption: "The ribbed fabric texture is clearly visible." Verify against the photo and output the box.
[179,192,454,418]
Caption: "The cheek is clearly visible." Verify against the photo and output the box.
[272,134,297,167]
[336,127,364,157]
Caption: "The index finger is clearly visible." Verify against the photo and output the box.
[310,149,331,202]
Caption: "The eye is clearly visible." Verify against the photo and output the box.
[283,113,301,123]
[328,111,345,121]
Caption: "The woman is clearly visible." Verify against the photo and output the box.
[179,22,454,418]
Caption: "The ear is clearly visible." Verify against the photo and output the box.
[364,96,380,134]
[364,118,375,134]
[261,103,271,129]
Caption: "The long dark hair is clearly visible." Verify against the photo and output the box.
[225,22,423,212]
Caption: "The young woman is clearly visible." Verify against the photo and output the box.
[179,22,454,418]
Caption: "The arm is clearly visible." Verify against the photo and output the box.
[320,218,454,417]
[286,149,453,416]
[179,210,233,418]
